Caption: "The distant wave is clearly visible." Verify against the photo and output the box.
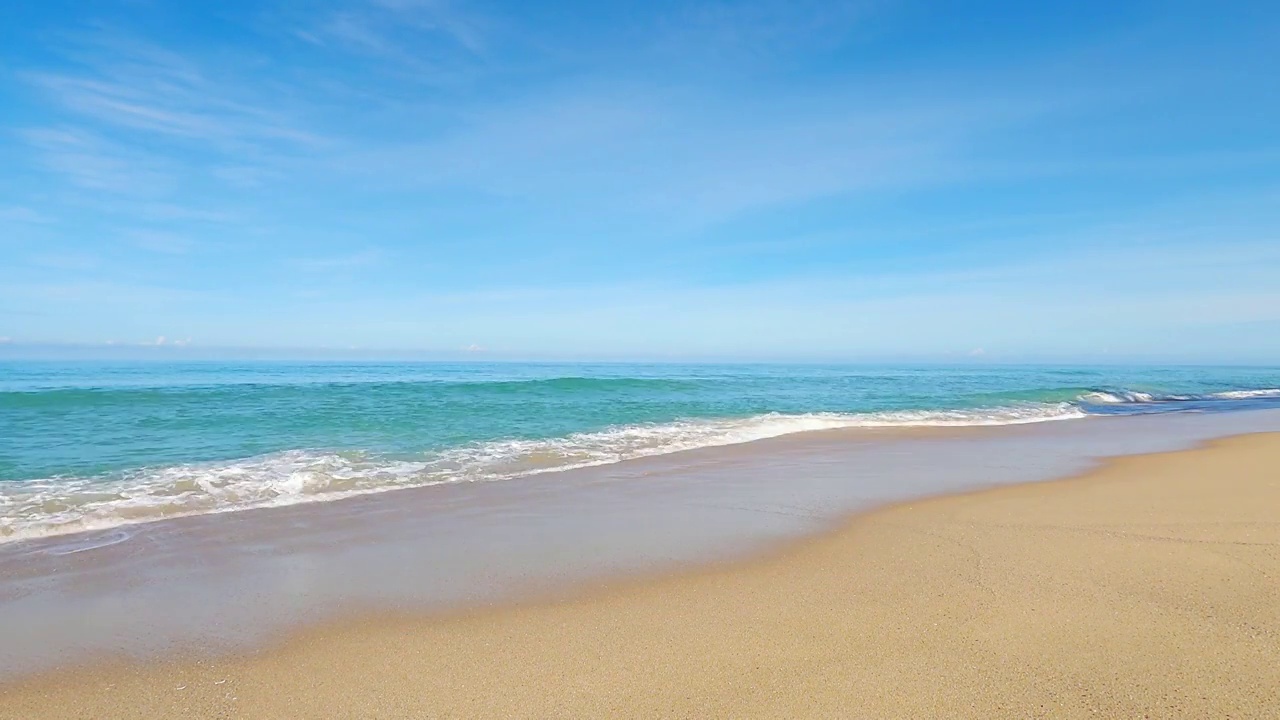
[0,375,709,396]
[0,404,1083,543]
[445,376,705,390]
[0,377,711,414]
[1078,388,1280,405]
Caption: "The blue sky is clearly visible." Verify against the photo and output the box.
[1,0,1278,361]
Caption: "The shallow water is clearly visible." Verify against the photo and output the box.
[1,407,1278,680]
[3,361,1278,541]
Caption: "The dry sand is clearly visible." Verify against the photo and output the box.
[2,433,1278,719]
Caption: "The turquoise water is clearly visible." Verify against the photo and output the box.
[2,362,1278,541]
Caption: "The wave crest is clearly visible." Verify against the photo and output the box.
[1080,388,1280,404]
[9,385,1277,544]
[0,404,1083,543]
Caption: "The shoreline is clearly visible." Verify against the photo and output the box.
[9,376,1279,547]
[2,411,1279,673]
[3,429,1279,717]
[0,421,987,549]
[0,407,1263,554]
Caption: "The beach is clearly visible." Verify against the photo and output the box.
[3,431,1277,718]
[7,0,1279,713]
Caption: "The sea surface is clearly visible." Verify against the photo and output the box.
[2,361,1279,542]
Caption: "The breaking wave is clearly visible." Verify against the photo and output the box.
[0,404,1082,543]
[1079,388,1280,405]
[5,384,1278,544]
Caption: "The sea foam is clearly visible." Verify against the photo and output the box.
[8,384,1279,544]
[1080,388,1280,404]
[0,404,1083,543]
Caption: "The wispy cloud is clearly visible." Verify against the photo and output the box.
[371,0,487,53]
[290,249,385,271]
[654,0,874,63]
[139,335,193,346]
[14,28,328,226]
[0,206,52,224]
[5,1,1279,358]
[20,127,177,195]
[338,85,1060,230]
[27,251,101,271]
[126,229,198,254]
[128,203,241,224]
[294,0,488,83]
[22,34,325,150]
[211,165,280,190]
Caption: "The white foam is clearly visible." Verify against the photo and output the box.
[1082,388,1280,404]
[1213,389,1280,400]
[1082,390,1157,404]
[0,404,1086,543]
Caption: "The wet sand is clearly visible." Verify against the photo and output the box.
[3,432,1278,718]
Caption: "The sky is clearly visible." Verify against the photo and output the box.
[1,0,1278,362]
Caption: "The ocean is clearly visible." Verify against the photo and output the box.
[2,361,1279,542]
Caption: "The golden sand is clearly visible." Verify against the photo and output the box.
[3,433,1278,719]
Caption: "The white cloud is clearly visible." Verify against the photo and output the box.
[136,336,190,346]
